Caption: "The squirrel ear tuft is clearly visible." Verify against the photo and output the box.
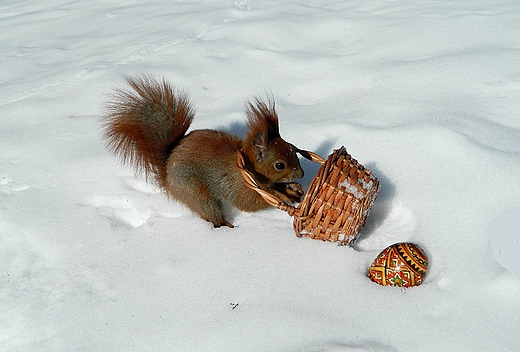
[246,97,280,141]
[252,131,266,161]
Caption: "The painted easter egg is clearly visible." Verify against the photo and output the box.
[367,242,428,288]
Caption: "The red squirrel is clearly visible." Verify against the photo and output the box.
[101,75,304,227]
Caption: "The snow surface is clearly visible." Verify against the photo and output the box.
[2,0,520,351]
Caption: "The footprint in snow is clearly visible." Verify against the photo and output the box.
[83,195,151,229]
[0,175,30,194]
[355,201,417,251]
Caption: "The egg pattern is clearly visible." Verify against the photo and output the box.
[368,242,428,288]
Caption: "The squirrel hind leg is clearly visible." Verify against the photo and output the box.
[166,179,234,228]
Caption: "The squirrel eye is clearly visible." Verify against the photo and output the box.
[274,161,286,171]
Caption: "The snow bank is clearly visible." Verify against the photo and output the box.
[1,1,519,351]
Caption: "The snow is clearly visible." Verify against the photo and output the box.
[1,0,520,351]
[489,207,520,280]
[339,179,374,200]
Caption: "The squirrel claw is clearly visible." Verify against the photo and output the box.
[213,220,235,228]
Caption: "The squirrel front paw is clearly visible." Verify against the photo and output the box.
[271,182,303,203]
[284,182,304,202]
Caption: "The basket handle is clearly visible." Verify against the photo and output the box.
[294,146,326,164]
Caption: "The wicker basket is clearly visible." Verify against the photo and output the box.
[238,146,380,245]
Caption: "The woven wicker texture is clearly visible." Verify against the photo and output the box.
[238,146,380,245]
[294,146,380,245]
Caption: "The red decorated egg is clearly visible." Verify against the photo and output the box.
[367,242,428,288]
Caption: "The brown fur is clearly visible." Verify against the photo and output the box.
[101,75,303,227]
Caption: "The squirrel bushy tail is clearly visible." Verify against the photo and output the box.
[101,75,195,189]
